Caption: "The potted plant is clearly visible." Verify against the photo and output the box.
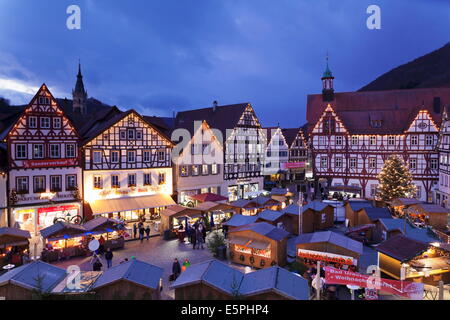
[206,231,226,259]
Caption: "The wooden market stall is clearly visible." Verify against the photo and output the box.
[0,227,31,268]
[82,217,126,250]
[294,231,363,271]
[222,214,259,232]
[388,198,423,217]
[269,188,294,204]
[229,199,259,216]
[160,205,203,239]
[344,200,374,227]
[40,222,88,262]
[228,222,289,268]
[252,196,282,213]
[406,203,450,230]
[192,201,237,229]
[375,234,450,285]
[281,202,335,235]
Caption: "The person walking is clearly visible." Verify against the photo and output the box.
[182,258,190,271]
[172,258,181,280]
[139,225,145,243]
[196,227,205,250]
[191,226,198,249]
[145,225,151,240]
[201,222,207,240]
[92,255,103,271]
[105,248,114,268]
[133,223,138,239]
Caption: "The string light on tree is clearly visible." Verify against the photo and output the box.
[377,155,417,201]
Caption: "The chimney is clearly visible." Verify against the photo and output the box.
[212,100,218,112]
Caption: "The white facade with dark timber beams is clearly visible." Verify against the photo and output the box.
[435,107,450,208]
[81,110,175,229]
[3,84,83,238]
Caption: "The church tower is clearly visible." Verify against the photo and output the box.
[72,63,87,114]
[321,55,334,102]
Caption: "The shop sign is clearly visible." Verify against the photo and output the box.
[37,205,79,214]
[282,162,306,169]
[17,192,75,203]
[23,158,77,168]
[324,267,424,299]
[298,249,357,266]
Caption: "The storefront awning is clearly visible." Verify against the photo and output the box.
[246,240,270,250]
[228,237,250,246]
[90,194,176,216]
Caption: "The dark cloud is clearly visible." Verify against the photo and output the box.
[0,0,448,127]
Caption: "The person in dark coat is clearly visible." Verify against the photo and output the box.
[139,226,145,243]
[133,223,138,239]
[92,256,103,271]
[145,225,151,240]
[191,227,198,249]
[105,248,113,268]
[172,258,181,280]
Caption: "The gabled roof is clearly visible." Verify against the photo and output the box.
[377,218,439,243]
[229,198,256,209]
[40,222,86,240]
[360,207,392,221]
[389,198,424,207]
[412,203,450,214]
[175,103,254,137]
[253,196,280,207]
[374,234,430,261]
[172,260,309,300]
[239,266,309,300]
[230,222,289,241]
[294,231,363,255]
[171,259,244,295]
[92,259,163,290]
[281,128,303,147]
[306,87,450,134]
[282,204,302,216]
[0,261,66,292]
[0,227,31,239]
[222,214,259,227]
[346,201,374,212]
[302,201,333,212]
[257,210,285,222]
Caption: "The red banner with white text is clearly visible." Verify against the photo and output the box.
[324,267,424,300]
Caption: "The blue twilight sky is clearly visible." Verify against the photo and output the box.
[0,0,449,127]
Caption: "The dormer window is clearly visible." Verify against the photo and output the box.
[370,120,382,128]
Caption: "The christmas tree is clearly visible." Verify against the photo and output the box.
[377,155,417,201]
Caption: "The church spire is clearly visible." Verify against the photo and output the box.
[321,52,334,102]
[72,61,87,114]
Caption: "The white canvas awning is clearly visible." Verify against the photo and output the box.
[90,194,176,215]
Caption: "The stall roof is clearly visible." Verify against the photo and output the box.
[40,222,87,240]
[412,203,450,214]
[374,234,430,261]
[222,214,259,227]
[0,261,66,292]
[171,260,244,296]
[189,193,228,203]
[92,259,163,290]
[294,231,363,255]
[82,217,123,232]
[192,201,234,212]
[257,210,285,222]
[160,205,202,217]
[0,227,31,239]
[227,237,251,246]
[239,267,309,300]
[377,218,439,243]
[389,198,423,207]
[270,188,292,196]
[282,204,302,216]
[229,199,257,209]
[52,271,101,293]
[253,196,280,207]
[346,201,374,212]
[89,194,176,215]
[302,201,333,212]
[246,240,270,250]
[360,207,392,221]
[231,222,290,241]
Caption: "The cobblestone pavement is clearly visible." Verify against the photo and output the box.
[53,235,217,299]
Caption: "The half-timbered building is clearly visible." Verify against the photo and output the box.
[0,84,83,240]
[307,63,450,202]
[435,106,450,208]
[171,117,225,204]
[263,127,289,180]
[282,127,312,189]
[80,109,175,235]
[175,102,266,202]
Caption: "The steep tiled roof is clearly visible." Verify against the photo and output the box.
[306,87,450,134]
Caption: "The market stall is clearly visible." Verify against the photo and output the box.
[192,201,237,229]
[83,217,126,251]
[406,203,450,230]
[375,234,450,285]
[294,231,363,271]
[0,227,31,268]
[159,205,203,239]
[188,193,228,204]
[229,199,259,216]
[228,222,289,268]
[388,198,423,217]
[40,222,88,262]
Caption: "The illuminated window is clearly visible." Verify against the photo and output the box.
[211,164,218,175]
[94,175,102,189]
[202,164,209,175]
[33,144,44,159]
[158,172,166,185]
[192,165,199,176]
[180,166,189,177]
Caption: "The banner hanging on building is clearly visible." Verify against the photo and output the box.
[324,267,424,300]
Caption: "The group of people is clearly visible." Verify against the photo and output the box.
[2,247,30,266]
[178,220,207,250]
[91,249,135,271]
[171,257,191,281]
[133,221,151,242]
